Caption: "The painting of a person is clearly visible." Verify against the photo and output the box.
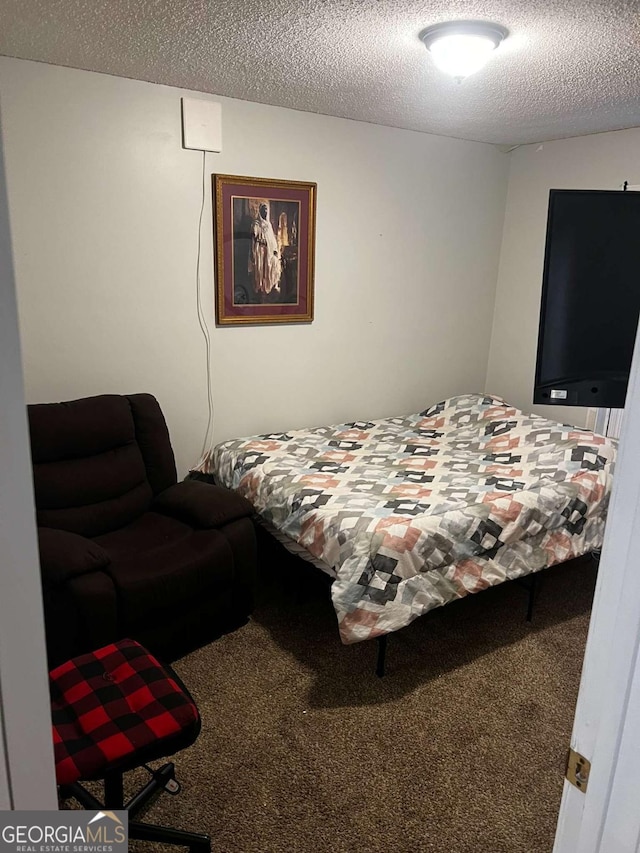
[250,202,281,296]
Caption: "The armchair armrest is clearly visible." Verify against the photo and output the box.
[37,527,111,588]
[153,480,254,529]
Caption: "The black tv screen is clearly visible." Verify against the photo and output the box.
[534,189,640,409]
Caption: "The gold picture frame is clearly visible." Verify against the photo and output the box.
[213,174,316,325]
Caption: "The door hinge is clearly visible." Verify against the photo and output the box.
[566,747,591,792]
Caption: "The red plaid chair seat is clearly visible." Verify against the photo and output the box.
[50,639,200,786]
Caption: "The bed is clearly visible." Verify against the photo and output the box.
[204,394,616,647]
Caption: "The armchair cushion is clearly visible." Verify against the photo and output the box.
[29,395,159,537]
[38,527,111,587]
[95,512,235,628]
[152,480,254,529]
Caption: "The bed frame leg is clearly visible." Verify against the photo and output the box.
[526,573,539,622]
[376,635,388,678]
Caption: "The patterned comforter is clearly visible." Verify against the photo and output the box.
[211,395,616,643]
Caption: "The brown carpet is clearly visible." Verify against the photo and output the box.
[126,549,596,853]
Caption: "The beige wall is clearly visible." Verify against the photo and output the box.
[0,57,508,476]
[486,128,640,426]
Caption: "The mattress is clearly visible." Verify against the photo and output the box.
[210,394,617,643]
[256,517,337,577]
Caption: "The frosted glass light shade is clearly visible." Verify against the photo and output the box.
[420,22,508,80]
[429,34,497,78]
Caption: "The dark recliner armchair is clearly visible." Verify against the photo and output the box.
[28,393,256,666]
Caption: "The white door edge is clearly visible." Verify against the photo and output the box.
[554,319,640,852]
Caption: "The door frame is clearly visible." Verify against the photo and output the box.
[0,110,57,810]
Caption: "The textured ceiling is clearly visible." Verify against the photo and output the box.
[1,0,639,145]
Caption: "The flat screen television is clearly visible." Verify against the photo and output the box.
[534,189,640,409]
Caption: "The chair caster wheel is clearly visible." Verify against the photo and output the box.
[164,778,181,795]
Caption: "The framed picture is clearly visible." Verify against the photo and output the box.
[212,174,317,325]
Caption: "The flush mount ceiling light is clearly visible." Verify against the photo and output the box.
[420,21,508,81]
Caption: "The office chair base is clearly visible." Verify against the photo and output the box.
[64,762,211,852]
[130,821,211,852]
